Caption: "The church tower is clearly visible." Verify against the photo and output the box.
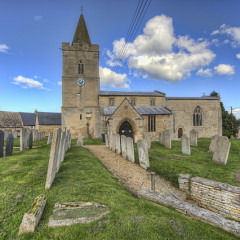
[61,13,101,138]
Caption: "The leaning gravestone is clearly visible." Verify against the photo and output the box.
[121,135,127,158]
[45,128,61,190]
[12,130,18,139]
[163,129,171,149]
[57,131,66,172]
[212,136,231,165]
[5,133,14,157]
[77,133,83,146]
[208,134,219,153]
[0,130,4,158]
[126,137,135,163]
[137,139,149,169]
[47,133,53,145]
[28,131,33,149]
[115,134,121,154]
[159,132,163,145]
[144,132,151,149]
[190,129,198,146]
[181,134,191,155]
[20,128,28,151]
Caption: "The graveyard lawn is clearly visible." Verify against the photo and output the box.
[0,139,238,240]
[142,138,240,188]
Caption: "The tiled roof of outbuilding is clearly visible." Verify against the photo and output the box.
[167,96,220,100]
[38,112,61,125]
[0,111,22,128]
[20,112,36,126]
[100,91,165,97]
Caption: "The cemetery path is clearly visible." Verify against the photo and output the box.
[85,145,186,200]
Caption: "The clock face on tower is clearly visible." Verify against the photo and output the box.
[77,78,85,87]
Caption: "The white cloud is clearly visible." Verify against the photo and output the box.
[236,53,240,59]
[34,16,42,22]
[196,68,213,77]
[34,75,38,79]
[12,75,43,88]
[99,66,129,88]
[214,64,235,75]
[57,81,62,85]
[43,79,49,83]
[232,108,240,119]
[0,44,9,53]
[106,15,215,82]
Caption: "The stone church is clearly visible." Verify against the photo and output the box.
[61,13,222,141]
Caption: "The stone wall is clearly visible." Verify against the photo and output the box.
[178,174,240,221]
[36,125,61,136]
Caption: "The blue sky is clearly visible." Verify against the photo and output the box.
[0,0,240,118]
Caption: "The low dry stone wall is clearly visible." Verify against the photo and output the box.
[178,174,240,221]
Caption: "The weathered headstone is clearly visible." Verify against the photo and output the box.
[121,135,127,158]
[126,137,135,163]
[45,128,61,190]
[4,130,11,141]
[208,134,219,153]
[12,129,18,139]
[20,128,28,151]
[137,139,149,169]
[112,133,116,152]
[190,129,198,146]
[57,131,66,173]
[5,133,14,156]
[47,133,53,145]
[163,129,171,149]
[212,136,231,165]
[109,131,113,150]
[105,134,109,147]
[181,134,191,155]
[0,130,4,158]
[67,129,71,149]
[115,134,121,154]
[144,132,151,149]
[64,133,68,153]
[77,133,83,146]
[43,131,45,140]
[159,132,163,144]
[28,131,33,149]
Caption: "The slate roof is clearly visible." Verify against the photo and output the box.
[38,112,61,125]
[100,91,165,97]
[167,96,220,100]
[20,112,36,126]
[0,111,22,128]
[103,106,172,116]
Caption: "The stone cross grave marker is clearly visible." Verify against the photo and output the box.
[181,134,191,155]
[5,133,14,157]
[208,134,219,153]
[121,135,127,158]
[144,132,151,149]
[163,129,171,149]
[0,130,4,158]
[137,139,149,169]
[77,133,83,146]
[126,137,135,163]
[115,134,121,154]
[57,131,66,172]
[47,133,53,145]
[212,136,231,165]
[20,128,28,151]
[190,129,198,146]
[45,128,61,190]
[28,131,33,149]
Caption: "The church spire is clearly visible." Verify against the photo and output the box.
[72,13,91,45]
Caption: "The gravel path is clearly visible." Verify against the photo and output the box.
[85,145,186,199]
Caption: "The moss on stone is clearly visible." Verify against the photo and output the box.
[28,194,45,215]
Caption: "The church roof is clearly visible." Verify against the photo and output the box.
[100,91,165,97]
[38,112,61,125]
[0,111,22,128]
[72,14,91,45]
[103,106,171,116]
[20,112,36,126]
[167,96,220,100]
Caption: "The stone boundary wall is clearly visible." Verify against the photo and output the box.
[178,174,240,221]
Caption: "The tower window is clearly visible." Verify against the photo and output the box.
[148,115,156,132]
[130,98,136,106]
[193,106,202,126]
[80,114,82,120]
[109,98,115,106]
[150,98,155,106]
[78,60,84,74]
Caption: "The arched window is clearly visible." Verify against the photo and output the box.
[78,60,84,74]
[193,106,202,126]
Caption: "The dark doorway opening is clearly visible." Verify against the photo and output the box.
[178,128,183,138]
[119,121,134,141]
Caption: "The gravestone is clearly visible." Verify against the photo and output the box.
[12,130,18,139]
[144,132,151,149]
[208,134,219,153]
[115,134,121,154]
[64,133,68,153]
[159,132,163,144]
[67,129,71,149]
[20,128,28,151]
[212,136,231,165]
[5,133,14,157]
[43,131,45,140]
[45,128,61,190]
[121,135,127,158]
[57,131,66,172]
[126,137,135,163]
[47,133,53,145]
[190,129,198,146]
[112,134,116,152]
[181,134,191,155]
[137,139,149,169]
[77,133,83,146]
[109,131,112,150]
[163,129,171,149]
[4,130,11,141]
[105,134,109,147]
[0,130,4,158]
[28,131,33,149]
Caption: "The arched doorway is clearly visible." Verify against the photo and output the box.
[119,121,134,140]
[178,128,183,138]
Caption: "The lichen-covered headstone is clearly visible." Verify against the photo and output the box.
[57,131,66,172]
[47,133,53,145]
[28,131,33,149]
[213,136,231,165]
[77,133,83,146]
[45,128,61,190]
[190,129,198,146]
[121,135,127,158]
[126,137,135,163]
[137,139,149,169]
[5,133,14,156]
[0,130,4,158]
[20,128,28,151]
[159,132,163,144]
[12,130,18,139]
[144,132,151,149]
[163,129,171,149]
[64,133,68,153]
[115,134,121,154]
[208,134,219,153]
[67,129,71,149]
[181,134,191,155]
[4,130,11,141]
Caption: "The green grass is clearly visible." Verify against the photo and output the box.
[0,138,238,239]
[83,138,104,145]
[134,138,240,188]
